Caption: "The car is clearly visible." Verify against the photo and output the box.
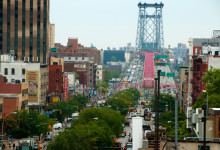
[119,132,126,137]
[44,135,51,141]
[124,121,130,126]
[125,142,132,150]
[66,123,71,129]
[52,123,62,130]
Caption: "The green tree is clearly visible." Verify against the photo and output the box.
[96,80,109,94]
[105,88,139,115]
[110,56,117,62]
[47,108,125,150]
[2,110,55,139]
[193,67,220,108]
[49,94,89,122]
[104,69,122,82]
[159,112,191,140]
[150,94,175,112]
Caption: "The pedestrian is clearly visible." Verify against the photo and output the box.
[9,142,11,148]
[13,143,15,149]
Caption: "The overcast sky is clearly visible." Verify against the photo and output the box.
[50,0,220,50]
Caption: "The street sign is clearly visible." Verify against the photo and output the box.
[167,72,175,77]
[155,55,168,59]
[157,71,165,76]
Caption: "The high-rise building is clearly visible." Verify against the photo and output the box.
[0,0,50,64]
[49,23,55,48]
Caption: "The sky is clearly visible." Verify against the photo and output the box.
[50,0,220,50]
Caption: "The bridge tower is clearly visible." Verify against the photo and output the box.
[136,2,164,52]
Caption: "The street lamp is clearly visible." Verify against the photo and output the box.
[1,112,17,149]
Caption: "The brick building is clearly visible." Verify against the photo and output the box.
[48,65,63,94]
[188,37,220,106]
[0,55,48,108]
[54,38,101,65]
[0,76,28,116]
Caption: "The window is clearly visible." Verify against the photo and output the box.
[11,79,15,82]
[219,118,220,131]
[11,68,15,75]
[22,0,26,60]
[7,0,10,53]
[37,0,41,62]
[90,80,92,83]
[53,62,58,65]
[97,71,99,74]
[90,69,92,71]
[82,57,85,60]
[97,76,99,79]
[69,57,71,60]
[22,79,25,82]
[22,69,25,75]
[75,57,78,60]
[4,68,8,75]
[56,79,59,82]
[43,0,47,64]
[56,69,59,74]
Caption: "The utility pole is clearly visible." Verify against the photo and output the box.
[202,105,207,149]
[155,70,161,150]
[154,77,158,149]
[175,99,178,150]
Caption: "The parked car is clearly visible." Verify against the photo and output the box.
[66,123,71,129]
[124,121,130,126]
[52,123,62,130]
[44,135,51,141]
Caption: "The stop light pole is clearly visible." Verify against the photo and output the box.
[155,70,161,150]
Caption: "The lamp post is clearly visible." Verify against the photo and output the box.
[1,112,17,149]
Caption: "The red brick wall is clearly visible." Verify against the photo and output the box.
[49,65,63,94]
[0,77,21,94]
[0,76,6,84]
[3,97,19,115]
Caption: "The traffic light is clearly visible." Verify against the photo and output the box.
[179,107,183,113]
[60,110,62,114]
[48,125,52,129]
[2,113,5,119]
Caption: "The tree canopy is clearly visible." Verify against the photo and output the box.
[104,69,123,82]
[96,80,109,94]
[159,112,191,140]
[49,94,89,122]
[150,93,176,112]
[47,108,125,150]
[105,88,140,115]
[110,56,117,62]
[2,110,55,139]
[193,67,220,108]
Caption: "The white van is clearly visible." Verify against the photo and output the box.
[52,123,62,130]
[71,112,79,120]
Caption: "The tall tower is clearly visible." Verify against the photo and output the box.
[136,2,164,52]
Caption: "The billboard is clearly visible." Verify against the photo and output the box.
[63,72,68,100]
[26,71,39,103]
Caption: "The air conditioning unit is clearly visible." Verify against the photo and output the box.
[186,107,193,128]
[191,113,198,124]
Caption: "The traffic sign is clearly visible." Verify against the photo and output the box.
[167,72,175,77]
